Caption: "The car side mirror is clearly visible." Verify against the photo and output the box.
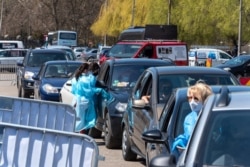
[17,61,23,67]
[132,99,151,110]
[32,74,39,80]
[66,80,72,86]
[141,129,165,144]
[150,154,176,167]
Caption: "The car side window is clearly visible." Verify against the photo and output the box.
[103,66,110,85]
[220,52,231,59]
[133,71,151,100]
[174,100,191,137]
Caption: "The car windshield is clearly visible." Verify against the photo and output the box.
[27,52,67,67]
[45,64,80,78]
[108,44,142,58]
[224,56,246,65]
[203,111,250,166]
[158,74,237,103]
[111,64,151,90]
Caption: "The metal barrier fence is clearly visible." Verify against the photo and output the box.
[0,63,17,82]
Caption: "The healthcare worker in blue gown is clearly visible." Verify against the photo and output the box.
[72,63,113,134]
[171,82,212,159]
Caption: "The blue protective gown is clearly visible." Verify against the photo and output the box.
[72,73,112,132]
[171,111,198,157]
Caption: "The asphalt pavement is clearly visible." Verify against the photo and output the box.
[0,80,145,167]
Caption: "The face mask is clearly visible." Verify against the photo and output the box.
[189,99,203,112]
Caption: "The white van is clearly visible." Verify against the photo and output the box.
[189,48,233,66]
[0,40,24,49]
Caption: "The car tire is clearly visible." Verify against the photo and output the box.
[18,86,29,98]
[104,114,121,149]
[88,127,102,138]
[122,127,137,161]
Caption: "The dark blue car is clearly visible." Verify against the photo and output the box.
[33,60,82,101]
[215,55,250,79]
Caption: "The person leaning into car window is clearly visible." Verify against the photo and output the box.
[171,82,212,158]
[72,63,113,135]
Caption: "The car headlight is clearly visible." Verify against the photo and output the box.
[115,102,127,112]
[223,67,231,71]
[42,84,58,93]
[24,71,35,80]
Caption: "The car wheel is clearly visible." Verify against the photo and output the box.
[88,127,102,138]
[104,114,121,149]
[18,85,22,97]
[122,127,137,161]
[19,86,29,98]
[59,94,62,102]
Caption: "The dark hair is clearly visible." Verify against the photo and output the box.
[89,62,100,76]
[75,63,89,81]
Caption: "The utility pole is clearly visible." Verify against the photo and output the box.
[0,0,4,36]
[168,0,171,25]
[103,0,108,46]
[237,0,242,56]
[131,0,135,27]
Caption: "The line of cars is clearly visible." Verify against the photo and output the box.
[58,56,247,166]
[121,66,240,166]
[16,47,80,99]
[15,44,250,167]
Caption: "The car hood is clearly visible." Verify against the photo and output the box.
[25,66,40,73]
[42,78,69,87]
[215,63,238,69]
[109,89,131,103]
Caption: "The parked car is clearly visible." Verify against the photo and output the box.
[73,46,88,58]
[95,59,175,149]
[60,59,174,144]
[32,60,82,101]
[189,48,233,67]
[80,48,98,62]
[141,85,250,166]
[0,48,28,72]
[144,86,250,167]
[215,55,250,79]
[121,66,240,164]
[45,45,77,60]
[97,45,111,60]
[16,49,72,98]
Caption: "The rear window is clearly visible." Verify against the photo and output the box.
[108,44,142,58]
[111,64,163,89]
[0,50,27,58]
[27,52,67,67]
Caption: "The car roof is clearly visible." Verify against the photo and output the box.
[30,48,66,53]
[44,60,82,65]
[148,66,232,75]
[46,45,72,49]
[105,58,175,66]
[117,40,186,45]
[235,55,250,59]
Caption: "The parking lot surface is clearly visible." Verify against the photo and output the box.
[0,80,145,167]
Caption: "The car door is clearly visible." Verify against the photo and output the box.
[33,64,46,99]
[96,62,110,130]
[243,61,250,77]
[131,71,154,155]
